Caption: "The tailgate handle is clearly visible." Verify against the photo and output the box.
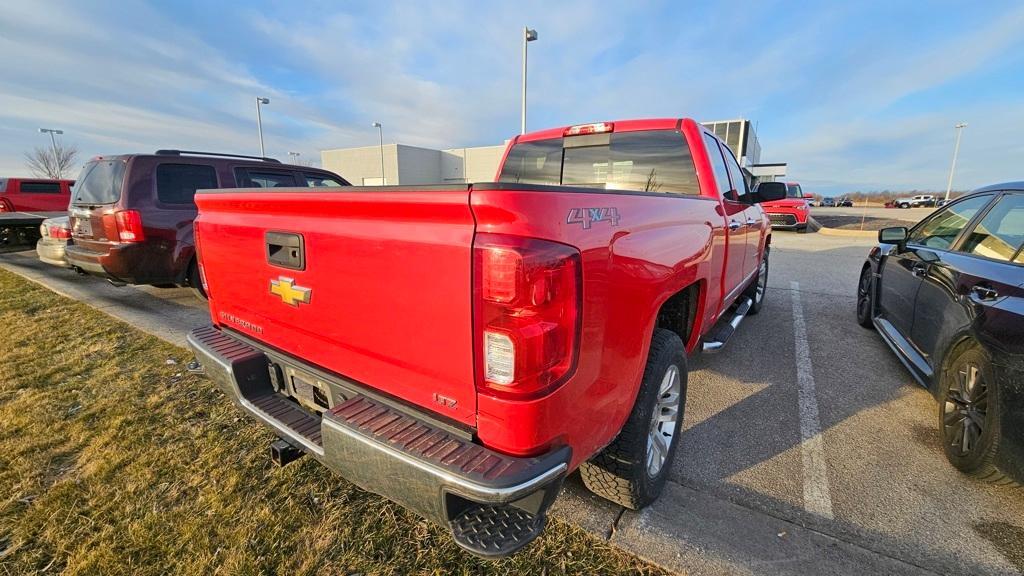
[266,232,305,270]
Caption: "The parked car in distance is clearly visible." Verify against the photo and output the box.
[36,216,72,267]
[187,118,787,557]
[0,177,73,212]
[65,151,349,299]
[838,197,854,207]
[856,184,1024,485]
[821,197,837,207]
[757,181,810,231]
[894,194,937,208]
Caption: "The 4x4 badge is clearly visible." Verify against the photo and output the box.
[270,277,311,307]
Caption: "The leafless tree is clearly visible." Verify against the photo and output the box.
[24,142,79,179]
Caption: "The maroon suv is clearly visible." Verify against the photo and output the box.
[66,150,349,298]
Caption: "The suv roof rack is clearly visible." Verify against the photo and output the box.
[154,150,281,163]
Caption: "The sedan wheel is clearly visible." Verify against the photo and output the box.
[938,345,1017,485]
[856,266,874,329]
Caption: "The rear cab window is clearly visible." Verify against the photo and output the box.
[20,182,63,193]
[499,129,700,195]
[156,164,219,205]
[73,159,127,205]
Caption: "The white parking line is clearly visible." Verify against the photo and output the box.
[790,281,834,519]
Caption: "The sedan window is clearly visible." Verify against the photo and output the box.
[908,195,991,250]
[961,194,1024,263]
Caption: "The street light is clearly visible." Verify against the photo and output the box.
[38,128,64,165]
[372,121,385,184]
[255,97,270,157]
[944,122,968,202]
[288,151,300,163]
[521,27,538,135]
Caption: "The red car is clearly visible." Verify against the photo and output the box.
[186,119,786,557]
[757,181,811,231]
[0,177,73,212]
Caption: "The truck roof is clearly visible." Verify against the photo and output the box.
[516,118,699,143]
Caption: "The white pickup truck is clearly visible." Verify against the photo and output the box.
[894,194,936,208]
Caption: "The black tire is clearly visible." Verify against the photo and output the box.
[188,259,208,302]
[856,265,875,329]
[744,246,769,315]
[580,329,687,509]
[938,344,1018,486]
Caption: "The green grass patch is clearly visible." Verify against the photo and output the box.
[0,268,664,575]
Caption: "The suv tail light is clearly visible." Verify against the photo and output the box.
[48,224,71,239]
[101,210,145,242]
[474,234,581,400]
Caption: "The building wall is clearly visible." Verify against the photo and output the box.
[322,144,400,185]
[441,144,507,183]
[396,145,442,184]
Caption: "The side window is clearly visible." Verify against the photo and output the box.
[156,164,218,205]
[960,194,1024,263]
[304,174,346,187]
[721,145,750,203]
[908,194,992,250]
[20,182,62,193]
[703,134,732,200]
[236,169,298,188]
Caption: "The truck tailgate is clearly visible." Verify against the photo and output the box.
[194,187,478,426]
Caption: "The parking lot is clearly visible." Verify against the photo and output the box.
[1,228,1022,575]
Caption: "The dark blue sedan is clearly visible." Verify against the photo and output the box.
[856,183,1024,485]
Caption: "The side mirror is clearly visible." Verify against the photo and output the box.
[754,182,787,203]
[878,226,908,250]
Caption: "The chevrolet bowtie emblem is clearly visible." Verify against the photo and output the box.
[270,277,311,307]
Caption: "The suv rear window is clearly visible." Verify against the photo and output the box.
[236,169,298,188]
[156,164,218,205]
[20,182,62,193]
[499,130,700,195]
[74,160,126,205]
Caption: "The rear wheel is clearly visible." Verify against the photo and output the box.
[900,202,910,209]
[188,259,207,302]
[580,329,686,509]
[939,345,1017,485]
[856,265,875,329]
[744,247,769,315]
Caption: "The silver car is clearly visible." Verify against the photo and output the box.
[36,216,72,267]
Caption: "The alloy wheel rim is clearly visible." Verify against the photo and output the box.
[943,362,988,457]
[857,270,871,318]
[756,255,768,303]
[647,365,681,477]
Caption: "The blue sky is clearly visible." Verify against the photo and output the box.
[1,1,1022,194]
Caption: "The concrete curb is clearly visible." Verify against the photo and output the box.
[806,216,880,239]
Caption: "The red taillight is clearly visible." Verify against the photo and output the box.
[49,225,71,239]
[564,122,613,136]
[474,234,581,400]
[114,210,144,242]
[0,198,12,212]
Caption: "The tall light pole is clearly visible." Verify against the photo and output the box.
[288,151,300,163]
[38,128,63,162]
[372,121,385,184]
[521,27,538,135]
[255,97,270,157]
[944,122,967,202]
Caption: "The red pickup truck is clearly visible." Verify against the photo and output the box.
[187,118,785,557]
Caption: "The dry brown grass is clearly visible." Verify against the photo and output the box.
[0,268,665,575]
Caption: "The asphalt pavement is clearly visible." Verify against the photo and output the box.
[2,228,1022,575]
[812,205,934,222]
